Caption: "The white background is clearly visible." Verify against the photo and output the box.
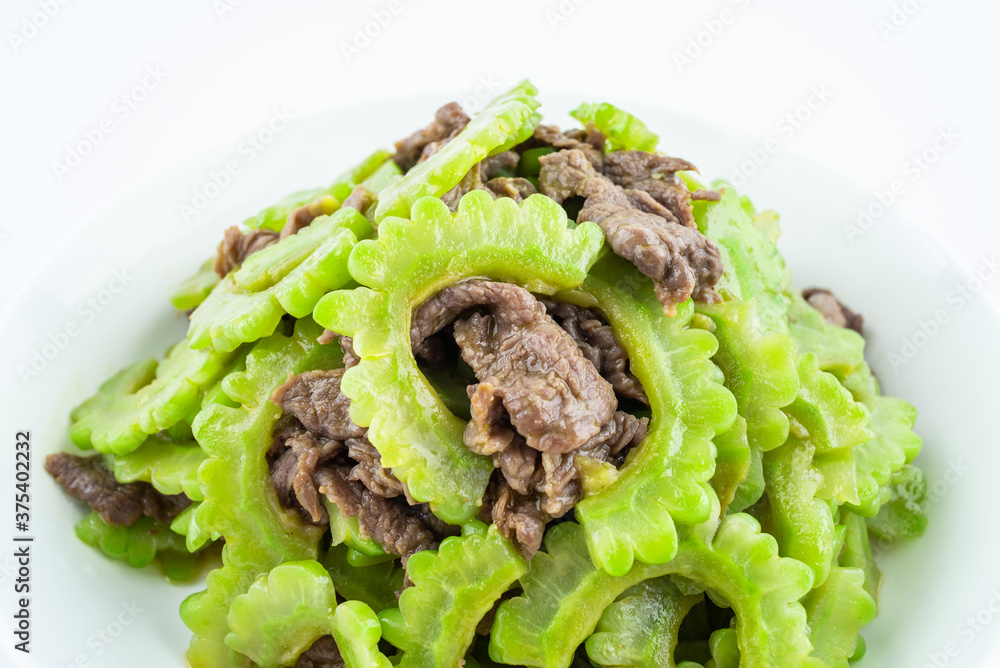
[2,1,999,667]
[2,0,997,311]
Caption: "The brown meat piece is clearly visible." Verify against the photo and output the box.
[577,411,649,462]
[484,177,537,203]
[537,148,612,204]
[347,437,406,499]
[270,431,344,523]
[543,301,647,404]
[579,187,723,315]
[393,102,470,172]
[603,150,697,185]
[625,176,700,229]
[45,453,190,526]
[342,185,376,214]
[602,150,700,228]
[803,288,864,335]
[213,226,279,277]
[441,162,487,211]
[280,196,341,239]
[271,369,366,441]
[295,635,344,668]
[691,189,722,201]
[442,157,537,211]
[491,437,541,495]
[625,187,681,223]
[533,123,605,169]
[450,281,616,453]
[480,476,548,559]
[480,151,520,179]
[314,466,441,563]
[316,332,360,368]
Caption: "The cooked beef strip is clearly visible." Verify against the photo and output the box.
[533,123,606,169]
[295,635,344,668]
[213,226,279,278]
[280,196,340,239]
[691,188,722,201]
[341,184,377,215]
[579,182,723,315]
[543,301,648,404]
[271,369,366,441]
[803,288,864,335]
[491,436,542,495]
[484,177,537,202]
[538,147,611,204]
[441,162,488,211]
[346,437,406,499]
[480,150,520,179]
[538,147,724,315]
[480,475,548,559]
[313,465,454,563]
[624,187,682,224]
[602,150,697,185]
[45,453,190,526]
[449,281,617,453]
[392,102,470,172]
[602,150,703,228]
[441,160,538,211]
[270,431,344,524]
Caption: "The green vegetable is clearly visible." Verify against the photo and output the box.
[331,600,394,668]
[188,208,369,352]
[563,255,736,576]
[867,465,929,542]
[171,259,220,311]
[225,561,339,668]
[803,567,876,668]
[374,80,541,221]
[585,577,703,668]
[570,102,659,152]
[75,511,189,568]
[322,543,405,614]
[181,318,338,667]
[70,339,236,455]
[491,517,816,668]
[382,522,527,668]
[104,433,206,500]
[247,149,391,231]
[762,438,836,585]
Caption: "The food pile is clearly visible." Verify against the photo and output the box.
[46,81,928,668]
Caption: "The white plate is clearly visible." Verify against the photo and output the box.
[3,94,998,668]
